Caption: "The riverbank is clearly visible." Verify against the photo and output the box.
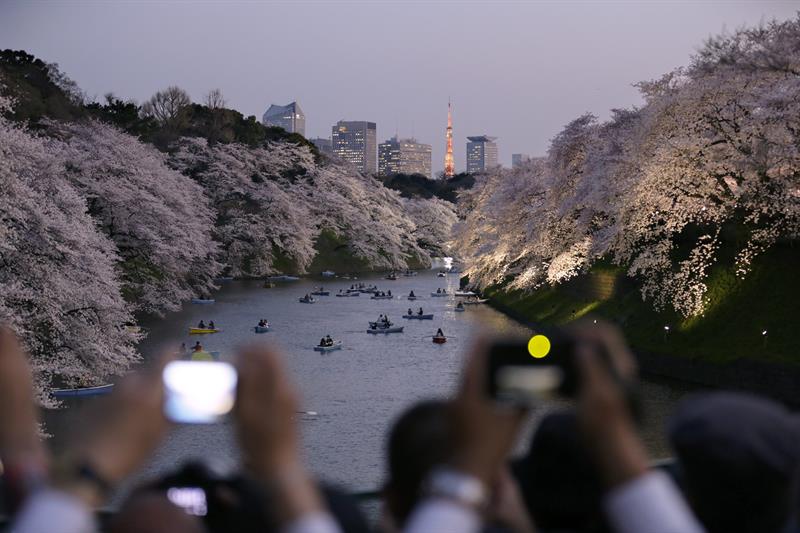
[479,244,800,407]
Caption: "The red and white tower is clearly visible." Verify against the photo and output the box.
[444,99,455,178]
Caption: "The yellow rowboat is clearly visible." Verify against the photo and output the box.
[190,350,220,361]
[189,328,220,334]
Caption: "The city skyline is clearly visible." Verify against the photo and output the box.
[1,1,796,172]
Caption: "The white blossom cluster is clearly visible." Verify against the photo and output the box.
[1,85,454,395]
[168,138,454,276]
[454,17,800,318]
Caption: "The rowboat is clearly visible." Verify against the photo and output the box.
[403,271,418,277]
[336,292,360,297]
[385,273,398,280]
[313,341,343,352]
[191,298,215,305]
[52,384,114,398]
[321,270,336,277]
[407,296,418,301]
[359,286,379,294]
[299,297,316,304]
[190,350,220,361]
[455,306,466,312]
[402,314,434,320]
[367,326,404,334]
[455,291,477,297]
[215,276,233,282]
[369,320,394,327]
[189,328,220,334]
[461,298,489,305]
[430,292,449,297]
[254,325,270,333]
[311,290,330,296]
[371,295,394,300]
[437,272,447,277]
[432,336,447,344]
[269,275,300,281]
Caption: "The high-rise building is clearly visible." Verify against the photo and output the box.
[331,121,377,174]
[444,100,455,178]
[466,136,498,173]
[378,136,433,178]
[262,102,305,137]
[310,137,333,156]
[512,153,531,168]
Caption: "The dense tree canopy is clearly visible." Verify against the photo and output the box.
[455,16,800,318]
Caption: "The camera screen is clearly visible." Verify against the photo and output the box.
[166,486,208,516]
[163,361,237,424]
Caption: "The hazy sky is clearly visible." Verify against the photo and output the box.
[1,1,797,172]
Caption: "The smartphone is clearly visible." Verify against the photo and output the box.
[486,332,578,406]
[166,486,208,516]
[163,360,237,424]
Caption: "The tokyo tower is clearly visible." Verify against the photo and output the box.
[444,99,455,178]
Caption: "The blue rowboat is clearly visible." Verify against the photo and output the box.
[191,298,215,304]
[402,314,434,320]
[52,384,114,398]
[254,325,271,333]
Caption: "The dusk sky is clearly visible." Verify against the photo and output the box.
[1,1,797,173]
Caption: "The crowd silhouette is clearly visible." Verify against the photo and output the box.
[0,321,798,532]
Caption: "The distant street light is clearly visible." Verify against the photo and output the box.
[663,325,670,342]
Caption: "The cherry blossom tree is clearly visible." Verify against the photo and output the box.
[0,103,139,402]
[454,16,800,318]
[54,119,221,314]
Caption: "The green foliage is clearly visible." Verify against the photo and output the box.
[487,244,800,365]
[0,49,85,123]
[0,49,320,158]
[380,172,475,202]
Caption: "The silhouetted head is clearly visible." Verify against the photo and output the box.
[512,411,609,533]
[669,392,800,533]
[384,400,452,527]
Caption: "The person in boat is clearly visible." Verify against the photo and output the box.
[456,302,464,310]
[409,290,415,297]
[319,337,326,347]
[325,335,333,347]
[198,320,206,329]
[208,320,215,330]
[435,328,444,338]
[192,341,203,352]
[180,342,186,353]
[388,290,392,296]
[408,308,413,316]
[436,288,442,294]
[418,307,424,316]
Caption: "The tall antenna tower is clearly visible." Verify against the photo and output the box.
[444,99,455,178]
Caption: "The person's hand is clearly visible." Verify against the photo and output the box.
[0,326,49,509]
[449,336,527,484]
[0,326,47,466]
[572,320,648,488]
[56,350,174,506]
[487,466,537,533]
[235,343,325,524]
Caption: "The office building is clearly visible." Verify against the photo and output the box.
[466,135,498,173]
[331,121,377,174]
[311,137,333,156]
[512,153,531,168]
[378,136,433,178]
[262,102,305,137]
